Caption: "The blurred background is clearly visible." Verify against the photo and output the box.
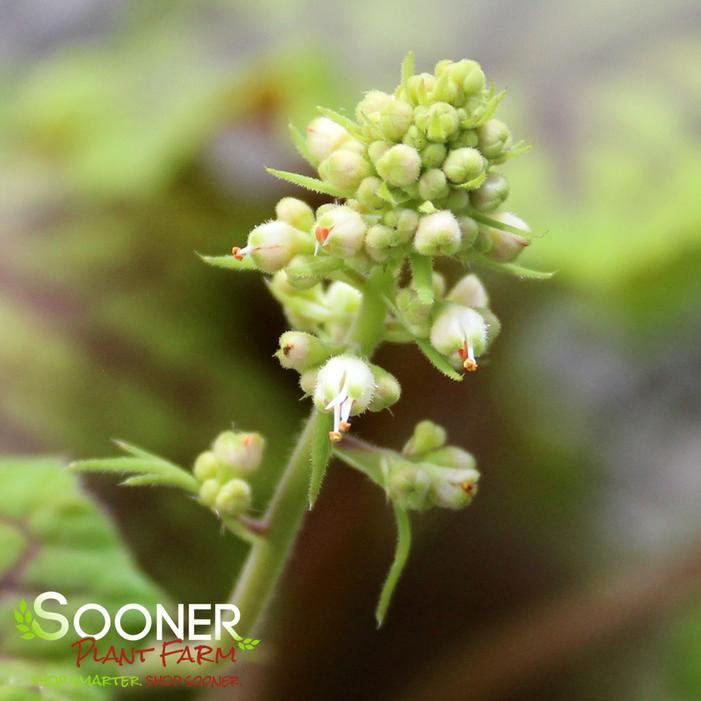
[1,0,701,699]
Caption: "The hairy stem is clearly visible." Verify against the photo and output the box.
[228,412,316,633]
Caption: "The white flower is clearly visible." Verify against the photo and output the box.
[314,206,367,257]
[430,303,487,371]
[306,116,351,162]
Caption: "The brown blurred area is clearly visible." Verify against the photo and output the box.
[2,1,701,700]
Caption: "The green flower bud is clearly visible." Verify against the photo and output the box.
[396,287,432,337]
[434,59,454,77]
[425,445,476,471]
[365,224,396,262]
[451,129,479,148]
[406,73,436,105]
[198,478,220,508]
[276,331,330,372]
[282,254,321,290]
[402,124,429,150]
[420,143,446,169]
[430,302,488,371]
[386,462,432,510]
[445,189,470,212]
[442,147,486,184]
[457,60,486,96]
[418,168,450,201]
[299,368,318,396]
[414,210,462,256]
[368,364,401,412]
[193,451,220,482]
[418,102,459,142]
[212,430,265,474]
[306,116,351,162]
[356,90,393,126]
[432,71,459,104]
[315,206,367,257]
[403,420,447,457]
[318,150,372,192]
[215,478,252,517]
[378,98,413,141]
[477,119,513,160]
[376,144,421,188]
[355,176,386,210]
[470,172,509,211]
[457,215,480,248]
[243,221,312,274]
[313,355,376,441]
[447,273,489,308]
[326,280,362,315]
[275,197,314,232]
[368,140,391,164]
[481,212,530,262]
[428,463,480,509]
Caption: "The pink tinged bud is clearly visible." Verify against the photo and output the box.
[275,197,315,232]
[356,90,393,124]
[313,355,376,441]
[375,144,422,188]
[306,116,351,162]
[429,464,480,509]
[470,172,510,211]
[414,210,462,256]
[442,147,486,184]
[430,303,488,371]
[212,431,265,475]
[315,206,367,257]
[447,273,489,308]
[318,150,372,192]
[276,331,330,372]
[482,212,531,262]
[244,221,311,273]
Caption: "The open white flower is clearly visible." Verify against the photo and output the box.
[430,303,488,371]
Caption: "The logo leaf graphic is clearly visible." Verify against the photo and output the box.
[13,601,35,641]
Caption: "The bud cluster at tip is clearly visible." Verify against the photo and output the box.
[193,429,265,518]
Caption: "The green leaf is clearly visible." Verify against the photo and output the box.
[455,171,488,191]
[415,338,464,382]
[400,50,415,94]
[198,253,258,271]
[377,181,398,206]
[315,106,364,140]
[309,409,334,508]
[409,254,434,305]
[288,123,319,168]
[472,254,556,280]
[266,168,346,198]
[465,209,536,241]
[0,456,167,696]
[376,505,412,627]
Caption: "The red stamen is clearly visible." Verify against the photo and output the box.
[315,225,333,244]
[232,246,245,260]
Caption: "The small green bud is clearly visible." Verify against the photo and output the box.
[432,72,459,104]
[368,364,401,412]
[245,221,312,274]
[313,355,376,441]
[451,129,479,148]
[386,462,433,510]
[447,273,489,308]
[445,188,470,212]
[442,147,486,184]
[434,59,454,77]
[282,254,321,290]
[215,479,252,517]
[213,431,265,474]
[421,143,447,169]
[306,116,351,162]
[470,172,510,211]
[477,119,513,160]
[402,124,429,150]
[356,90,393,126]
[414,210,462,256]
[406,73,436,105]
[315,205,367,257]
[418,168,450,201]
[396,287,432,337]
[198,479,221,508]
[355,176,386,210]
[428,464,480,509]
[276,331,330,371]
[376,144,422,188]
[430,302,488,371]
[481,212,530,262]
[425,445,476,471]
[378,98,414,141]
[458,61,486,96]
[418,103,459,142]
[457,215,480,248]
[326,280,362,315]
[275,197,314,232]
[403,420,447,456]
[193,451,220,482]
[368,140,391,164]
[365,224,396,262]
[318,150,372,192]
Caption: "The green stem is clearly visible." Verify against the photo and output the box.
[228,411,316,633]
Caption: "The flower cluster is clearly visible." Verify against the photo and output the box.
[193,430,264,518]
[227,53,538,447]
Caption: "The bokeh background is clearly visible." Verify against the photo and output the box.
[2,0,701,699]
